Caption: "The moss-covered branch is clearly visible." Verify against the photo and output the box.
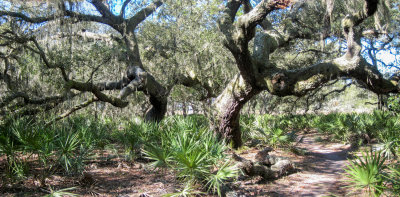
[263,57,399,97]
[66,81,128,108]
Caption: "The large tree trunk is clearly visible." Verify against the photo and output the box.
[145,94,167,122]
[142,73,168,122]
[214,75,261,148]
[122,33,168,122]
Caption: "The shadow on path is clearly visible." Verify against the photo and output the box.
[265,133,351,197]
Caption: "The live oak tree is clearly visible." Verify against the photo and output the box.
[1,0,399,148]
[0,0,171,122]
[137,0,235,112]
[0,0,230,121]
[213,0,400,147]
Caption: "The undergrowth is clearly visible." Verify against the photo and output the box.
[1,111,399,196]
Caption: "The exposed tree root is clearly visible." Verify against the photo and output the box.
[233,148,295,180]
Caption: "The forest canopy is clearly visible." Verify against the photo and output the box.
[0,0,400,147]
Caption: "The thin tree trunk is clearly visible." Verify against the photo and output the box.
[171,102,175,116]
[182,101,187,117]
[378,94,385,110]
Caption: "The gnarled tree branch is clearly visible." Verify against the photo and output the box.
[65,80,128,108]
[120,0,133,17]
[127,0,163,31]
[0,92,76,108]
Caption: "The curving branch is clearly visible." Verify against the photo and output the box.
[90,0,115,19]
[172,73,217,101]
[1,0,164,34]
[0,9,112,26]
[66,80,128,108]
[345,0,379,29]
[0,10,57,23]
[322,82,353,100]
[305,80,353,112]
[0,91,81,119]
[7,103,59,118]
[0,92,76,109]
[342,0,379,58]
[217,0,241,52]
[264,56,399,97]
[0,2,120,31]
[64,10,119,29]
[126,0,163,31]
[1,1,167,122]
[212,0,396,147]
[96,79,126,91]
[120,0,133,17]
[255,0,391,98]
[47,97,99,124]
[116,66,147,99]
[237,0,292,39]
[1,29,70,81]
[218,0,295,87]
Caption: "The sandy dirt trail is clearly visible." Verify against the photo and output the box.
[265,133,351,197]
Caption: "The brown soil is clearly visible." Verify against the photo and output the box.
[0,155,182,197]
[0,132,352,197]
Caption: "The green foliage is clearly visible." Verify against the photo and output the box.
[114,123,144,161]
[1,112,399,196]
[1,118,52,181]
[163,184,204,197]
[143,142,172,169]
[248,115,298,148]
[263,127,293,148]
[388,94,400,113]
[344,150,386,196]
[56,128,91,174]
[141,116,237,196]
[241,112,400,160]
[345,150,400,196]
[240,114,257,142]
[0,115,113,184]
[387,164,400,195]
[206,161,238,197]
[42,187,78,197]
[308,111,400,153]
[67,115,114,149]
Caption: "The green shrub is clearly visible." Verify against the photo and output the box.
[253,115,297,148]
[42,187,78,197]
[142,116,237,196]
[388,94,400,113]
[387,164,400,195]
[114,123,143,161]
[240,114,257,143]
[206,161,238,196]
[344,150,386,196]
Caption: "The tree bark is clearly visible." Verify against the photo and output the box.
[119,27,168,122]
[214,75,261,148]
[182,102,187,117]
[145,94,167,122]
